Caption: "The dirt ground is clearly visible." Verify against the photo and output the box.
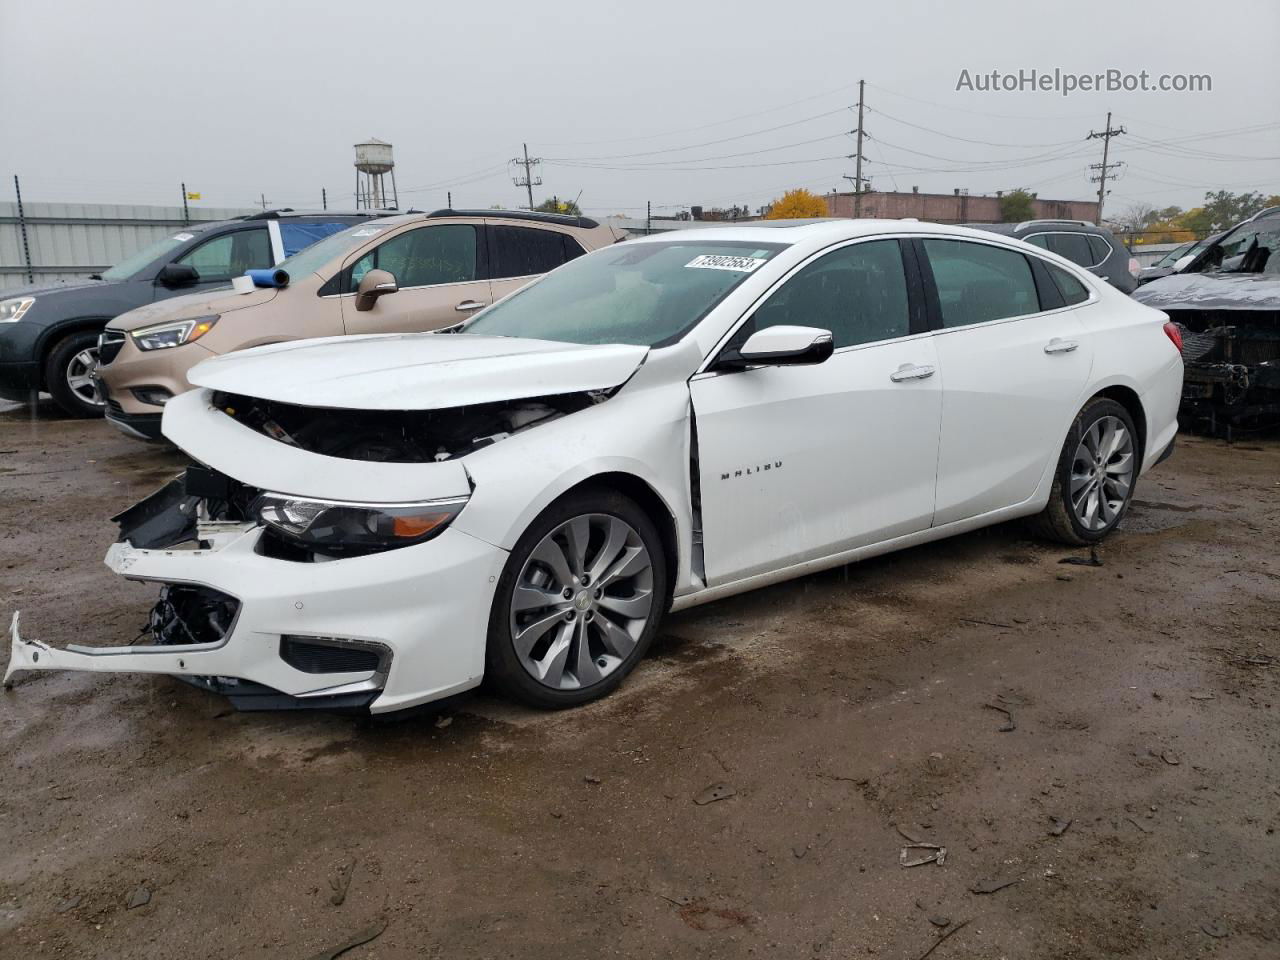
[1,398,1277,960]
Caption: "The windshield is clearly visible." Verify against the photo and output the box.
[275,222,388,281]
[1192,222,1280,275]
[1155,240,1196,268]
[463,240,786,347]
[100,232,196,281]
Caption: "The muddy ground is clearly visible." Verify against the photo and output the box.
[0,398,1277,960]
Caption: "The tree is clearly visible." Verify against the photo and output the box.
[535,197,582,216]
[1182,191,1280,233]
[998,189,1035,223]
[764,189,829,220]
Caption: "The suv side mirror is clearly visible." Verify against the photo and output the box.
[156,263,199,288]
[1172,254,1195,273]
[355,269,398,312]
[737,326,834,366]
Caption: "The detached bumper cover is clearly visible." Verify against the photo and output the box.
[6,523,508,713]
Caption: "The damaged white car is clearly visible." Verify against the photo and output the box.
[5,221,1184,713]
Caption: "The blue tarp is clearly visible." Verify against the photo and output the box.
[280,221,351,258]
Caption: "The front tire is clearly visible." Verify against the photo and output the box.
[1028,397,1140,545]
[45,330,106,418]
[485,488,669,709]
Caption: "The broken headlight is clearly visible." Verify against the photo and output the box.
[131,314,219,351]
[253,492,468,554]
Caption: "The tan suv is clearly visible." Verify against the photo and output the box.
[96,209,622,439]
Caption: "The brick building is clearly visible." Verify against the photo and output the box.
[819,188,1099,224]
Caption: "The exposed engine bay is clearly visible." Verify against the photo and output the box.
[211,389,606,462]
[1170,308,1280,433]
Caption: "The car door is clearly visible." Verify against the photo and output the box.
[917,237,1095,526]
[339,221,492,334]
[161,226,273,299]
[486,224,587,303]
[690,238,942,586]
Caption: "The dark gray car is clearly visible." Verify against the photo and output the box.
[0,210,377,416]
[967,220,1139,294]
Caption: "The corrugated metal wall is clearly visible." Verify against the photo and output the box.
[0,202,258,291]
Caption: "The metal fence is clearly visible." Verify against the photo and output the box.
[1,201,257,292]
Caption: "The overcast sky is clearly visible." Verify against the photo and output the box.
[2,0,1277,220]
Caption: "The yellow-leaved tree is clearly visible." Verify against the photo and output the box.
[764,189,829,220]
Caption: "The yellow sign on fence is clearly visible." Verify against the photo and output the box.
[186,192,201,201]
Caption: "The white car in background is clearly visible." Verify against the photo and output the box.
[6,220,1183,714]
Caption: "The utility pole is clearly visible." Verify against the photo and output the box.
[259,193,270,211]
[322,188,327,210]
[511,143,542,210]
[180,182,190,226]
[646,200,651,235]
[841,80,867,218]
[1087,112,1126,225]
[13,176,33,285]
[447,191,452,209]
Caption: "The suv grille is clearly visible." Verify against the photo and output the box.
[98,329,127,366]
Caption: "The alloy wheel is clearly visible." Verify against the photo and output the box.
[1069,415,1134,531]
[65,347,104,408]
[509,513,655,691]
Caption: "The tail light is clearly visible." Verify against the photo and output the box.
[1162,321,1184,354]
[1128,257,1141,278]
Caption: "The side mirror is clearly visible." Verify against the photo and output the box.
[737,325,834,367]
[156,263,199,288]
[1172,254,1195,273]
[355,269,398,312]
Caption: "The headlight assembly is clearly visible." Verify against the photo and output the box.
[253,492,468,554]
[130,314,219,351]
[0,297,35,323]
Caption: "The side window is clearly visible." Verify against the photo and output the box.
[491,226,578,278]
[347,224,478,290]
[1045,233,1095,268]
[922,239,1039,328]
[1024,235,1051,250]
[1046,263,1090,305]
[1087,235,1112,265]
[742,239,911,349]
[176,228,271,280]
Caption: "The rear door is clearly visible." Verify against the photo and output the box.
[338,221,492,334]
[486,223,588,303]
[690,237,942,585]
[918,237,1094,526]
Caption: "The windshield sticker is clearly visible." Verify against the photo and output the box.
[351,228,383,237]
[172,233,194,242]
[685,254,767,273]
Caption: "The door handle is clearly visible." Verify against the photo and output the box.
[890,363,936,382]
[1044,338,1079,354]
[455,300,487,312]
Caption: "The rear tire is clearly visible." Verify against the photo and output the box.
[1028,397,1140,545]
[485,488,669,709]
[45,330,106,418]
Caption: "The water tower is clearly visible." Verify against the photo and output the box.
[354,138,398,210]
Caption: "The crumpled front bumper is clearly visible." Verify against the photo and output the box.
[5,523,508,714]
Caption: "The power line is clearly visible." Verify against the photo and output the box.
[544,155,852,174]
[867,107,1082,149]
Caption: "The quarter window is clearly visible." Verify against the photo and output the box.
[347,224,478,290]
[923,239,1039,327]
[1047,263,1090,305]
[743,239,911,348]
[1086,235,1112,265]
[490,226,584,279]
[175,228,272,280]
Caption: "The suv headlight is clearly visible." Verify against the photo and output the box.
[0,297,35,323]
[253,492,468,554]
[130,314,219,351]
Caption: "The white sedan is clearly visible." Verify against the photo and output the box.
[6,220,1183,713]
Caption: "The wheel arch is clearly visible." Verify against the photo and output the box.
[35,317,111,387]
[1090,383,1147,471]
[551,472,682,607]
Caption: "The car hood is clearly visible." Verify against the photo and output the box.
[187,333,650,410]
[1132,272,1280,311]
[107,286,280,331]
[2,278,107,299]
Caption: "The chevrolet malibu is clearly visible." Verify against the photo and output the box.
[5,220,1183,713]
